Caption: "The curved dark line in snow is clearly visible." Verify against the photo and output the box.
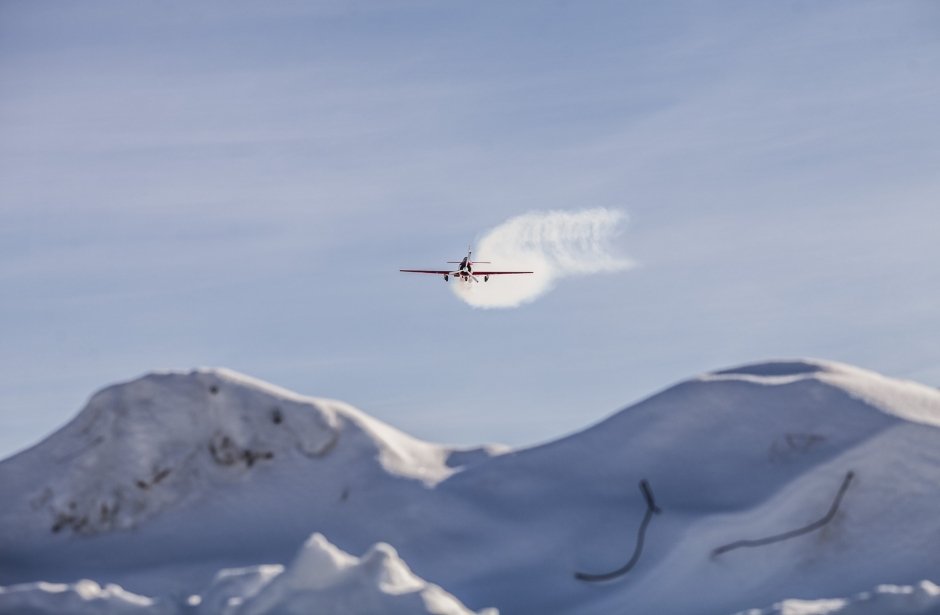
[575,479,661,582]
[712,470,855,557]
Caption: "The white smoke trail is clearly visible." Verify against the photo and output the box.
[452,208,634,308]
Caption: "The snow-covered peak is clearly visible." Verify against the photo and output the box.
[700,359,940,428]
[1,368,453,537]
[709,358,836,379]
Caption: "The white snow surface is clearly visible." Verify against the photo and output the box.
[0,533,489,615]
[1,359,939,614]
[196,532,494,615]
[738,580,940,614]
[0,579,174,615]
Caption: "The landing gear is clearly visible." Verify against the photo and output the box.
[444,274,449,281]
[484,275,489,282]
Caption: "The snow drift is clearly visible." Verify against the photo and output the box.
[1,360,939,614]
[0,580,173,615]
[737,580,940,615]
[196,532,495,615]
[0,533,492,615]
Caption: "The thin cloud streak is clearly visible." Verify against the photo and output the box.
[452,208,634,309]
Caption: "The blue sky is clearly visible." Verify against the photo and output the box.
[2,1,939,458]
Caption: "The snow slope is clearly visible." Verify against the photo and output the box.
[1,360,938,614]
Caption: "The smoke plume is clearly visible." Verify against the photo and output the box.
[452,208,633,308]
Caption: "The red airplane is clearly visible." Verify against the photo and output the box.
[400,246,533,283]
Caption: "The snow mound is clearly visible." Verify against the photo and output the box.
[0,579,174,614]
[739,580,940,614]
[0,369,451,537]
[197,532,497,615]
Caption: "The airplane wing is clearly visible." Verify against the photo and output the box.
[471,271,534,275]
[400,269,454,274]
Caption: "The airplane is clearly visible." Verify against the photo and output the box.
[400,246,533,283]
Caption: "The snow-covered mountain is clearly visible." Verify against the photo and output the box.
[1,360,939,614]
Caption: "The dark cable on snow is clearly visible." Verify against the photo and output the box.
[711,470,855,558]
[575,479,661,582]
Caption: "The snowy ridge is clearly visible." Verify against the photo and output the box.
[704,359,940,428]
[1,359,939,614]
[1,369,452,538]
